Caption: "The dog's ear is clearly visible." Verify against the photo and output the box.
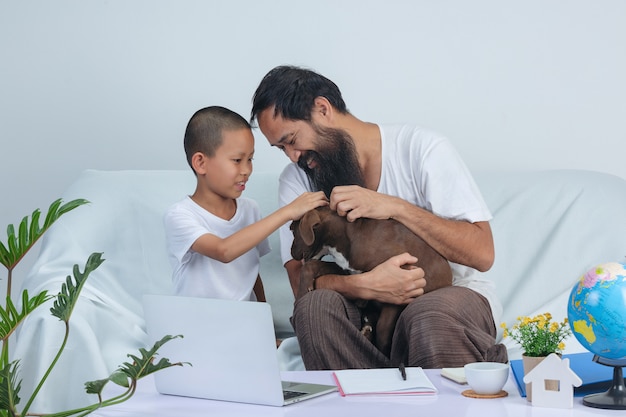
[299,209,322,246]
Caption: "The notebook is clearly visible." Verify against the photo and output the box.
[332,367,438,396]
[142,294,337,406]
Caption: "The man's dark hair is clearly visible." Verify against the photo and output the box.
[184,106,251,171]
[250,65,348,125]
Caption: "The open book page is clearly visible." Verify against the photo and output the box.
[332,367,438,396]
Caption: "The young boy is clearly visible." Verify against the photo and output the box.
[164,106,327,302]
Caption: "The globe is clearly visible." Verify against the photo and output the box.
[567,262,626,359]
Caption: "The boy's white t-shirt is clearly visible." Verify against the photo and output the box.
[277,124,502,324]
[164,196,271,301]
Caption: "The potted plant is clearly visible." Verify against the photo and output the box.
[501,312,571,401]
[0,198,185,417]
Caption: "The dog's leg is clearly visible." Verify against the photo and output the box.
[357,302,379,343]
[299,261,387,347]
[361,315,374,340]
[297,260,348,299]
[375,304,405,357]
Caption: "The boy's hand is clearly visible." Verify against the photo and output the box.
[286,191,328,220]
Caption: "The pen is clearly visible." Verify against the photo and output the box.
[399,362,407,380]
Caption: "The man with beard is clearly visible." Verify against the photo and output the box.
[250,65,508,370]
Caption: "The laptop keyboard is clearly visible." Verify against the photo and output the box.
[283,390,307,400]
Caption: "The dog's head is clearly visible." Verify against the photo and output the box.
[290,206,333,261]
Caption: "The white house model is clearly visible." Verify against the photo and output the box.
[523,353,583,408]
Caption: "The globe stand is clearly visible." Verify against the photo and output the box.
[582,355,626,410]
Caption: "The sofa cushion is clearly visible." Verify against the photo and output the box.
[475,169,626,357]
[13,169,293,412]
[12,168,626,411]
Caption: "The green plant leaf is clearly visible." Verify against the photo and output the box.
[57,198,91,217]
[28,209,42,242]
[109,370,131,388]
[84,378,110,395]
[5,224,18,266]
[84,370,129,396]
[0,360,21,414]
[85,335,187,396]
[42,198,63,229]
[119,334,188,380]
[0,290,52,340]
[0,198,89,270]
[0,241,10,264]
[17,217,28,256]
[49,253,105,322]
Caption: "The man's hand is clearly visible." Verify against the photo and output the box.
[294,252,426,305]
[353,253,426,304]
[330,185,398,222]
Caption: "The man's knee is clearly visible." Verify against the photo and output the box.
[293,289,345,325]
[398,301,450,334]
[295,288,342,309]
[401,286,492,325]
[400,291,454,321]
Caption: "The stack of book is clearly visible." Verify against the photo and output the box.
[510,352,617,397]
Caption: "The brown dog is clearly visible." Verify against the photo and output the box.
[290,206,452,356]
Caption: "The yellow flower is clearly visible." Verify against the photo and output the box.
[501,312,571,357]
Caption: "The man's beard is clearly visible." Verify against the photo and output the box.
[297,125,365,198]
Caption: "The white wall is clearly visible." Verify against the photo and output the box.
[1,0,625,288]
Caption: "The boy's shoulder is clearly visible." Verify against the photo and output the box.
[165,196,260,218]
[166,195,194,212]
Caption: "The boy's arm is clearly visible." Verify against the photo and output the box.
[253,275,266,302]
[191,191,327,263]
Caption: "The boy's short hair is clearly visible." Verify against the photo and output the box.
[184,106,251,170]
[250,65,348,126]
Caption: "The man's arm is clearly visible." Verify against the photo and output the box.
[288,253,427,305]
[330,185,495,272]
[315,253,427,304]
[392,207,494,272]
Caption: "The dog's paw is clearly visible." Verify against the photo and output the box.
[360,316,374,341]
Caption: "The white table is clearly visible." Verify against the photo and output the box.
[91,369,619,417]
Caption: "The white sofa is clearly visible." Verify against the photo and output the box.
[13,168,626,412]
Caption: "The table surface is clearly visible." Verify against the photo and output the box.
[91,368,620,417]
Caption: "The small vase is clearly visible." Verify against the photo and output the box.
[521,354,560,402]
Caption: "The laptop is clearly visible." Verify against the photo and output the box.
[142,294,337,406]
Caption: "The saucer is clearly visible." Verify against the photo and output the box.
[462,389,508,399]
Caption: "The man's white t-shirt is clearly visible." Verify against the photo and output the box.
[277,124,502,324]
[164,196,271,301]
